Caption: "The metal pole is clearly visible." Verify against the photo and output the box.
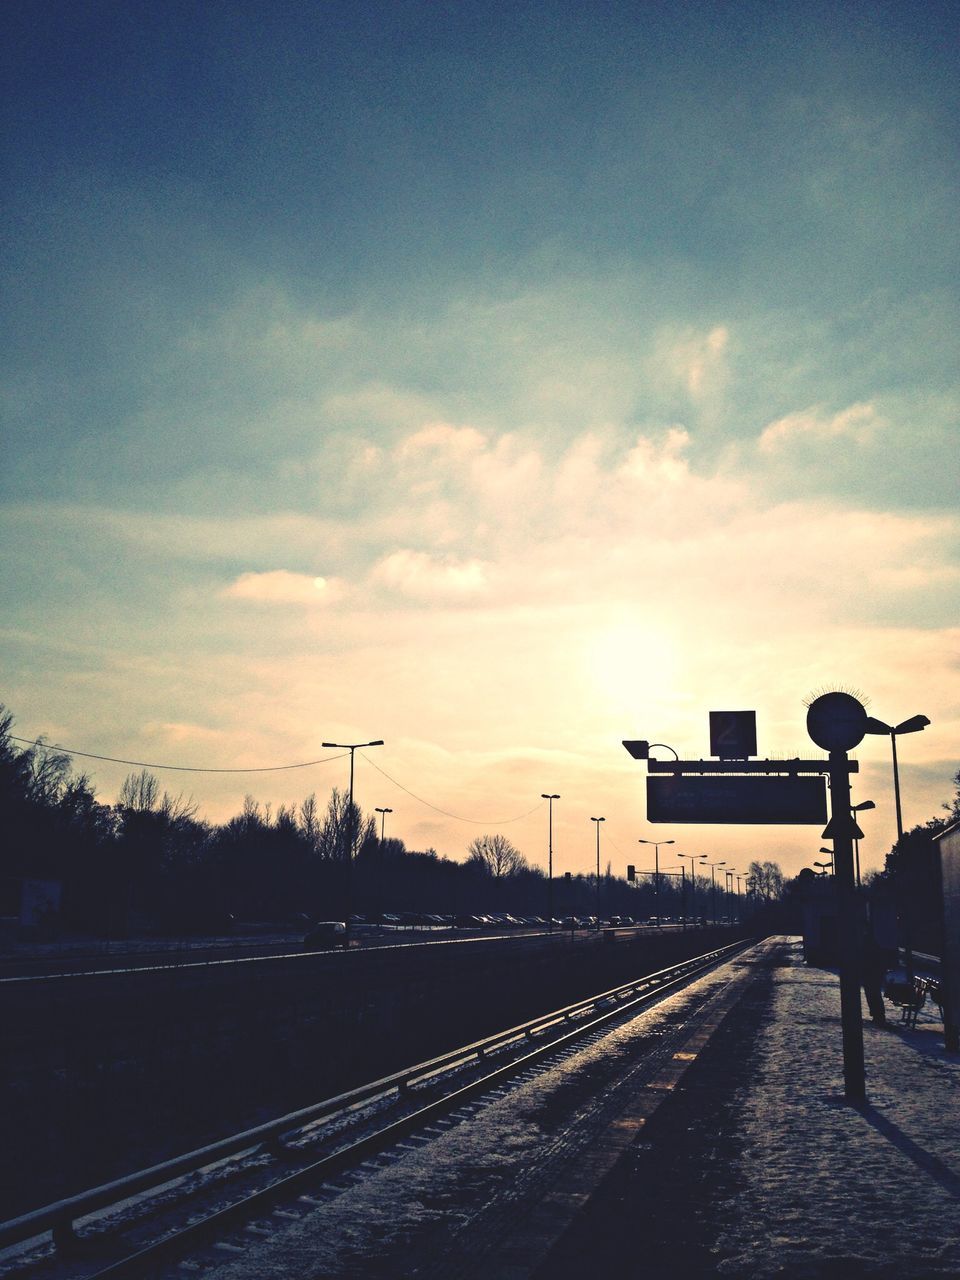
[322,739,384,950]
[891,731,903,841]
[596,823,601,930]
[655,842,660,926]
[549,799,553,930]
[681,865,686,930]
[591,818,604,931]
[543,794,559,931]
[829,750,867,1105]
[346,746,356,945]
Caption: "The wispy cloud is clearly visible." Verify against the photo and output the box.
[757,402,879,454]
[369,550,490,601]
[222,570,344,606]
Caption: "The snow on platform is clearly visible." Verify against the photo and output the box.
[714,939,960,1278]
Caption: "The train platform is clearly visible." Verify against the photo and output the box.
[528,934,960,1280]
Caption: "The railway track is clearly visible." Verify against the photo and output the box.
[0,939,753,1280]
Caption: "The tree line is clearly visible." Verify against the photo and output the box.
[873,768,960,955]
[2,705,766,937]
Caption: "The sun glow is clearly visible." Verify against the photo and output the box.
[584,618,680,720]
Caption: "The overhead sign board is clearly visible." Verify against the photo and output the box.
[647,774,826,824]
[709,710,757,759]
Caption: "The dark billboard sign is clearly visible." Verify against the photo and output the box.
[647,774,827,824]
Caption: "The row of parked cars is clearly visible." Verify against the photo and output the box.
[302,911,682,948]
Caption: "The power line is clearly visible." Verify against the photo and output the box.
[359,752,545,825]
[9,733,547,824]
[9,735,350,774]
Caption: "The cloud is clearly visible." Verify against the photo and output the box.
[369,550,489,600]
[652,324,730,405]
[221,570,344,606]
[397,422,488,458]
[757,402,879,454]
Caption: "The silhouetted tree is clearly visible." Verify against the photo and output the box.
[747,859,785,901]
[467,834,527,880]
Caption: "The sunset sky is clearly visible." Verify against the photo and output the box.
[3,1,958,883]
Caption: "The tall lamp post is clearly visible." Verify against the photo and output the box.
[542,793,560,930]
[864,712,929,980]
[863,714,930,841]
[677,853,707,922]
[322,738,384,945]
[724,868,737,922]
[850,799,875,887]
[704,860,726,924]
[591,817,605,931]
[374,806,393,843]
[638,837,674,926]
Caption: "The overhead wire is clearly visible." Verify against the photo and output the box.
[9,735,350,774]
[8,733,547,827]
[359,751,546,825]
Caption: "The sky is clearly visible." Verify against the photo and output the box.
[2,0,958,884]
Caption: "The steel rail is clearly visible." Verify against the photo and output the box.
[83,938,752,1280]
[0,939,749,1261]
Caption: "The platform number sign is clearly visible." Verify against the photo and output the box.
[709,710,758,760]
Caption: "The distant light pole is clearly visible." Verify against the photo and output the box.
[591,817,605,931]
[724,868,737,921]
[322,739,384,945]
[638,838,674,926]
[677,853,707,922]
[863,714,930,841]
[850,800,875,887]
[704,860,726,924]
[374,806,393,843]
[814,860,833,877]
[542,793,560,930]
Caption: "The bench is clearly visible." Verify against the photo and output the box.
[883,975,943,1029]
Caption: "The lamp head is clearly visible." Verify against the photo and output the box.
[895,714,930,735]
[863,717,891,736]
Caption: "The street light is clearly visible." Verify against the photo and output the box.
[677,853,707,922]
[725,868,737,922]
[863,714,930,841]
[542,794,560,929]
[321,739,385,944]
[591,817,605,931]
[851,799,875,887]
[374,807,393,843]
[814,860,833,876]
[638,838,674,926]
[704,860,726,924]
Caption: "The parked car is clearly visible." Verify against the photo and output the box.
[303,920,347,950]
